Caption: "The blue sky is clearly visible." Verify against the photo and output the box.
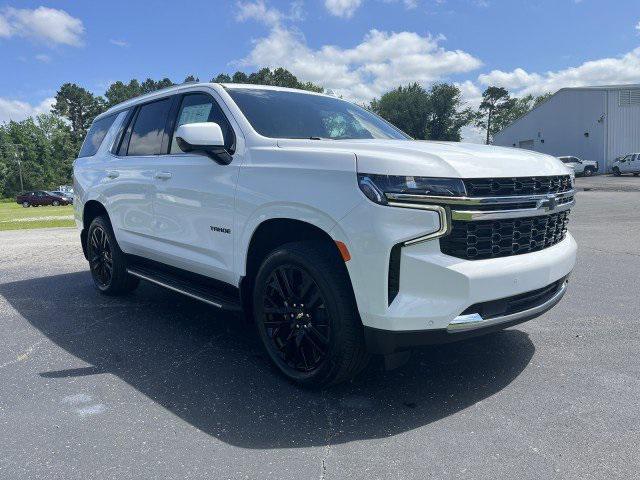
[1,0,640,130]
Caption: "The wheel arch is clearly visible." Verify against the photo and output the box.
[239,217,356,322]
[80,200,109,259]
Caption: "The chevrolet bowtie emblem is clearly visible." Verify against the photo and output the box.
[539,194,558,211]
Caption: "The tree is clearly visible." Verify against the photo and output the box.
[52,83,105,144]
[424,83,474,141]
[105,78,176,107]
[475,86,516,144]
[183,75,199,83]
[211,73,231,83]
[214,68,323,92]
[0,114,76,196]
[369,83,473,140]
[370,83,431,139]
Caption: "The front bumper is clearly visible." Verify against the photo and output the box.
[365,276,568,354]
[333,199,577,351]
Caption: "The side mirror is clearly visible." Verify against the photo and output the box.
[175,122,232,165]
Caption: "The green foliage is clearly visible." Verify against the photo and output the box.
[370,82,473,140]
[475,86,516,144]
[480,90,553,142]
[104,78,175,107]
[212,67,323,93]
[52,83,105,145]
[0,114,76,197]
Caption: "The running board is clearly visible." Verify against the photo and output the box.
[126,265,242,312]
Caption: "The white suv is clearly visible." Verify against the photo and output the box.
[74,83,577,386]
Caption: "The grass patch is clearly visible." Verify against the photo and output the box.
[0,202,75,231]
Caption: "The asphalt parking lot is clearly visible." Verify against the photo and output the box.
[1,185,639,479]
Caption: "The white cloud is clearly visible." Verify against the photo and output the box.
[240,27,482,102]
[34,53,51,63]
[478,48,640,97]
[236,0,305,27]
[636,21,640,32]
[109,39,129,47]
[0,97,54,124]
[325,0,362,18]
[0,6,84,46]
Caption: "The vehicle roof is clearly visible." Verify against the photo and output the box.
[99,82,334,120]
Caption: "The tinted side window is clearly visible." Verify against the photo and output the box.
[127,98,172,156]
[170,93,234,153]
[79,114,117,157]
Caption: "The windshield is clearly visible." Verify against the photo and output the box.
[226,88,409,140]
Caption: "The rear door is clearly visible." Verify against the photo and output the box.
[105,97,173,255]
[150,90,242,284]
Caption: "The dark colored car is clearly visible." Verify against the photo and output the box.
[16,191,72,208]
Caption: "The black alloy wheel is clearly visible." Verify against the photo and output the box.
[260,264,331,373]
[253,241,369,387]
[88,224,114,290]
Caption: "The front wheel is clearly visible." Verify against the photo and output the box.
[613,167,621,176]
[22,201,30,208]
[253,241,369,387]
[52,200,60,206]
[583,168,594,177]
[86,216,139,295]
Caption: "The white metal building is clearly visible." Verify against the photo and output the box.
[493,85,640,172]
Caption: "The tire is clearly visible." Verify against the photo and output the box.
[86,215,139,295]
[52,200,60,206]
[634,173,639,177]
[253,241,369,387]
[22,201,29,208]
[583,168,594,177]
[613,167,621,176]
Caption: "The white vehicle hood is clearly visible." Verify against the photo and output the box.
[276,139,571,178]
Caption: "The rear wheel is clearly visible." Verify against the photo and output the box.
[86,216,139,295]
[634,173,639,177]
[253,241,369,387]
[583,167,594,177]
[613,167,621,176]
[22,201,29,208]
[52,200,60,206]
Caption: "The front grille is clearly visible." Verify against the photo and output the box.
[461,277,566,319]
[463,175,572,197]
[440,211,570,260]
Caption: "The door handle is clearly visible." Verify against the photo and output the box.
[106,170,119,179]
[155,171,173,180]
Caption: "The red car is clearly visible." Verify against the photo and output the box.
[16,190,72,207]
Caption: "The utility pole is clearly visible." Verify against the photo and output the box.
[14,150,24,192]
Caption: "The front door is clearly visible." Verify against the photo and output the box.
[620,154,634,173]
[151,91,241,285]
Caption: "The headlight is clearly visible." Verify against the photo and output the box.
[568,170,575,186]
[357,174,466,205]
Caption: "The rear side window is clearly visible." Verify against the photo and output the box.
[127,98,172,156]
[79,114,117,157]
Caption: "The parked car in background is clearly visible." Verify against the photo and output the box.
[558,156,599,176]
[16,191,72,207]
[51,191,74,203]
[612,154,640,176]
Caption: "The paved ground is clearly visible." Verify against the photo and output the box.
[1,190,639,479]
[575,174,640,192]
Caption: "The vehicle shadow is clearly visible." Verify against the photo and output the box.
[0,272,535,449]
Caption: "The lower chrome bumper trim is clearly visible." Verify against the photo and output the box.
[447,279,568,333]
